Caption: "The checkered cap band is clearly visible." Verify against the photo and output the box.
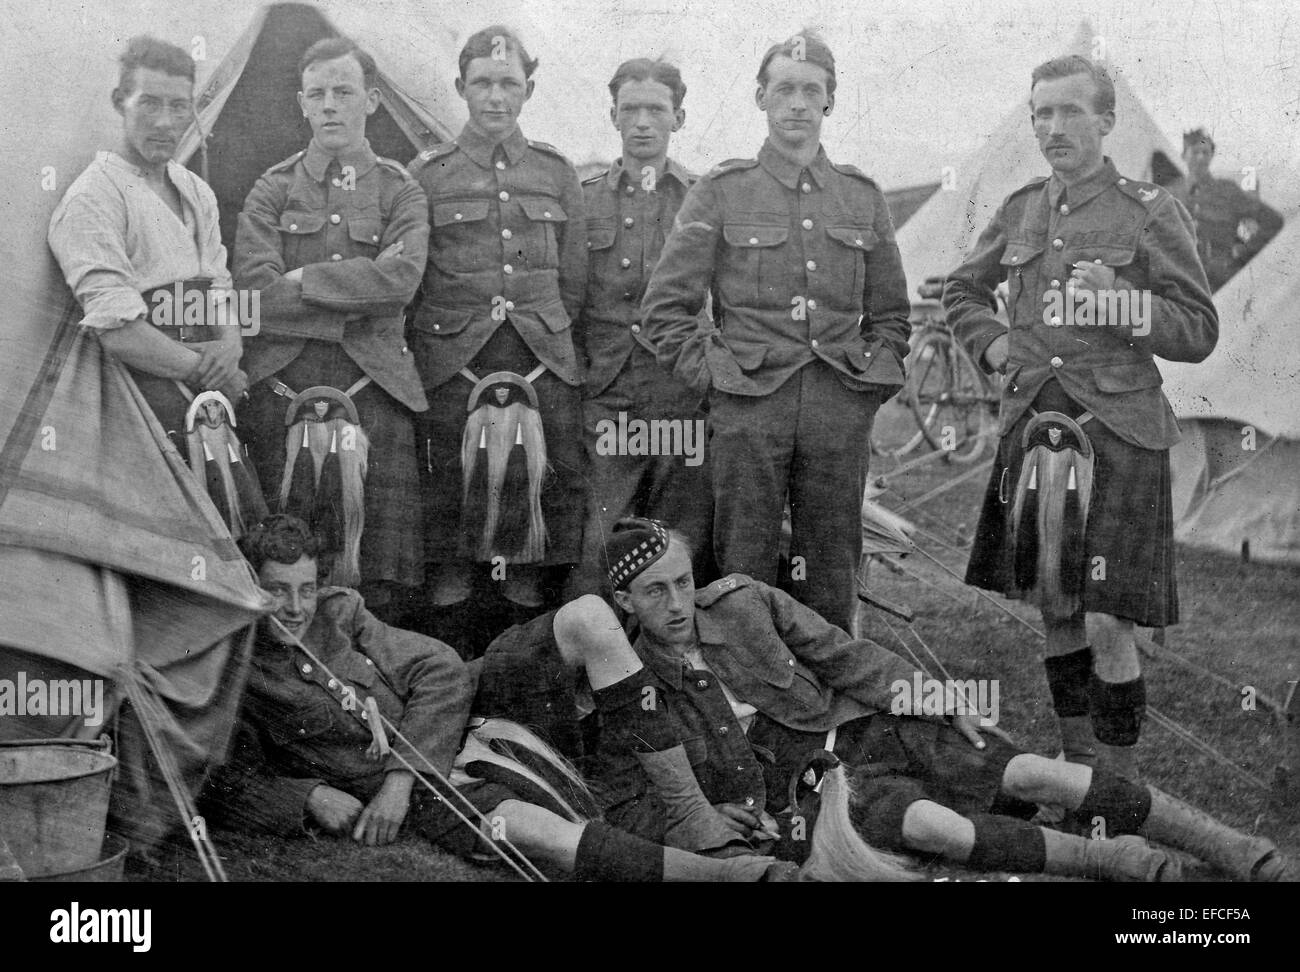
[605,518,670,590]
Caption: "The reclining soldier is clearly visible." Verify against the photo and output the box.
[475,517,1292,881]
[201,514,789,882]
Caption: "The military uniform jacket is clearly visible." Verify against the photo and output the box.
[943,158,1218,450]
[234,138,430,412]
[640,140,911,397]
[209,588,472,835]
[578,156,703,396]
[408,124,587,389]
[1169,174,1283,290]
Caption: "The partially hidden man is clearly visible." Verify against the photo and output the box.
[570,57,713,596]
[942,55,1219,780]
[641,32,910,632]
[235,38,429,624]
[409,25,587,624]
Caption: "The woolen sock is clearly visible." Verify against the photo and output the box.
[965,813,1048,873]
[573,821,663,882]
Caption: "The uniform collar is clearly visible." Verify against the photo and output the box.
[633,607,727,690]
[457,122,530,168]
[603,156,691,190]
[1048,156,1120,210]
[758,139,831,190]
[303,137,377,182]
[99,149,187,182]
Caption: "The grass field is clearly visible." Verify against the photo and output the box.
[146,399,1298,882]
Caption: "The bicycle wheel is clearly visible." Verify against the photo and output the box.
[906,331,993,464]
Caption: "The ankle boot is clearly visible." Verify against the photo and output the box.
[1043,830,1179,882]
[636,745,747,852]
[1143,787,1284,881]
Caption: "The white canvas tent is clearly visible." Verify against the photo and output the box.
[895,22,1183,290]
[1162,222,1300,566]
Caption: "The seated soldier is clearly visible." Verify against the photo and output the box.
[201,514,789,882]
[475,517,1293,881]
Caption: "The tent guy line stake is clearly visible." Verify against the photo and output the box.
[270,617,548,883]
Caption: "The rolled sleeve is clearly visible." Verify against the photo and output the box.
[48,191,148,331]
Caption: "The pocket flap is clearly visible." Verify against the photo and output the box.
[346,217,384,246]
[432,199,490,227]
[413,309,475,336]
[279,212,325,234]
[538,302,572,333]
[725,339,769,370]
[519,197,568,222]
[1072,242,1137,268]
[825,226,878,250]
[264,700,336,745]
[586,223,617,251]
[1093,360,1163,392]
[723,224,788,247]
[1000,242,1044,267]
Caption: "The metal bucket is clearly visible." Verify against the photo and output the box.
[0,738,117,878]
[30,833,128,883]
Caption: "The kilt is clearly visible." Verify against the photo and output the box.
[241,341,425,596]
[966,380,1179,627]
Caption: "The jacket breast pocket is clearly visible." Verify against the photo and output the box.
[519,197,567,269]
[431,199,491,272]
[824,225,876,302]
[346,217,384,252]
[999,242,1045,320]
[279,212,325,267]
[723,222,789,304]
[263,698,339,748]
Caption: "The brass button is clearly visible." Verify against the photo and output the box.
[787,659,795,666]
[1050,355,1064,368]
[1050,315,1062,326]
[1118,178,1128,186]
[624,217,634,227]
[1059,204,1070,215]
[327,678,338,689]
[855,238,864,246]
[1050,279,1060,288]
[330,253,342,261]
[801,182,811,193]
[718,725,729,735]
[626,185,635,194]
[806,260,817,271]
[495,160,506,170]
[501,228,512,239]
[621,258,632,268]
[454,212,463,221]
[505,300,515,311]
[499,190,510,202]
[811,339,819,348]
[301,664,312,674]
[329,214,341,224]
[331,178,341,188]
[288,223,298,231]
[802,218,813,230]
[1052,238,1064,250]
[371,235,378,242]
[807,299,817,310]
[748,236,759,244]
[503,264,513,274]
[697,679,709,689]
[544,210,553,218]
[631,324,641,333]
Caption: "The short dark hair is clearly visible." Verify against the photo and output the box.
[1183,127,1215,153]
[239,514,323,574]
[757,31,837,98]
[459,26,538,80]
[608,57,686,110]
[298,37,378,90]
[1029,54,1115,114]
[117,35,195,95]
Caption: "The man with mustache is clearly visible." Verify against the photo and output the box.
[641,31,910,634]
[943,55,1218,781]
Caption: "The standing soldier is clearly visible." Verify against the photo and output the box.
[570,58,713,597]
[642,32,910,633]
[235,37,429,625]
[1171,128,1283,292]
[409,26,586,639]
[943,56,1219,780]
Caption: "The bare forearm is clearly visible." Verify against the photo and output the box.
[95,318,199,380]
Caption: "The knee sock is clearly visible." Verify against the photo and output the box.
[965,813,1048,873]
[1074,768,1151,836]
[573,821,663,882]
[1088,673,1146,746]
[1044,647,1092,717]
